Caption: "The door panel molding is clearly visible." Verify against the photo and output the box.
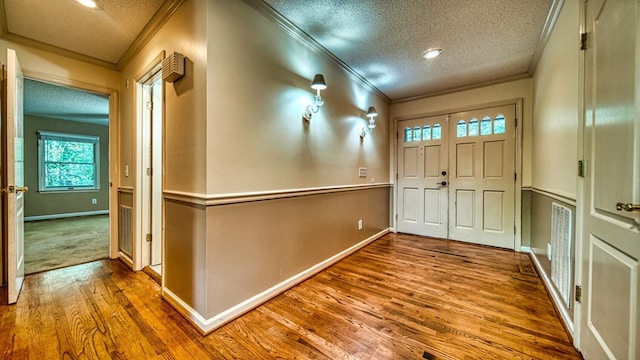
[393,99,523,249]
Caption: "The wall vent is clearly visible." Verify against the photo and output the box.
[162,52,185,82]
[119,205,133,257]
[550,202,573,308]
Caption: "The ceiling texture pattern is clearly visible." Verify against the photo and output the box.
[1,0,558,120]
[24,79,109,126]
[262,0,554,100]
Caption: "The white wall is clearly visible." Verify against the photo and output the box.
[205,0,389,195]
[531,0,580,199]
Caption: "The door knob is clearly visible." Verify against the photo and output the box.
[616,202,640,212]
[436,181,447,186]
[15,186,28,193]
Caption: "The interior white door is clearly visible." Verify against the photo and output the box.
[448,105,516,249]
[5,48,25,304]
[397,115,449,238]
[150,77,162,267]
[580,0,640,358]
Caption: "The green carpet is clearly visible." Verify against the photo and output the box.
[24,215,110,274]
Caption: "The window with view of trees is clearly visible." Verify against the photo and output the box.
[38,131,99,191]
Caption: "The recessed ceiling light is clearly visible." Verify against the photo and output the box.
[422,48,443,59]
[76,0,102,9]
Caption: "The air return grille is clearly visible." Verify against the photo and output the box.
[550,202,572,308]
[118,205,133,257]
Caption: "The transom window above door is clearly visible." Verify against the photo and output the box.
[404,123,442,142]
[456,114,506,137]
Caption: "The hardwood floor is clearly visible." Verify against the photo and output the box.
[0,233,582,359]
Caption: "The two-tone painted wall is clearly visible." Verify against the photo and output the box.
[529,0,580,332]
[118,0,390,333]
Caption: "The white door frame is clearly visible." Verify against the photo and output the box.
[133,52,164,271]
[20,73,120,260]
[392,98,524,250]
[2,55,118,304]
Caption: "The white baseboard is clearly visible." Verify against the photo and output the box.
[529,249,574,337]
[520,246,531,253]
[25,210,109,222]
[162,228,391,335]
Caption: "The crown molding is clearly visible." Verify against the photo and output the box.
[0,32,118,70]
[528,0,565,75]
[242,0,391,104]
[0,0,114,68]
[392,73,531,104]
[0,0,8,36]
[116,0,185,70]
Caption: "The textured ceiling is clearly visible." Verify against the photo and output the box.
[24,79,109,126]
[5,0,553,117]
[263,0,552,100]
[3,0,165,64]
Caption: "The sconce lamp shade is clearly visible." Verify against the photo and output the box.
[310,74,327,90]
[366,106,378,117]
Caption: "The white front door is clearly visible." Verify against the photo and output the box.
[5,48,25,304]
[448,105,516,249]
[397,115,449,238]
[580,0,640,358]
[397,105,516,249]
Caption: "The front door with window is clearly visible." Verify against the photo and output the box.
[448,105,516,248]
[397,115,449,238]
[397,104,516,249]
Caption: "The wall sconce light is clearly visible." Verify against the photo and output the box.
[360,106,378,138]
[302,74,327,121]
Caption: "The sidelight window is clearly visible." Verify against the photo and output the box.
[468,118,479,136]
[413,126,421,141]
[404,127,412,142]
[456,120,467,137]
[432,124,442,139]
[422,125,431,140]
[494,114,506,134]
[480,117,492,135]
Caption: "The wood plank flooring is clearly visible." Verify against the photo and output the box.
[0,233,582,359]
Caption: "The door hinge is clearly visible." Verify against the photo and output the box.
[515,118,518,127]
[396,173,399,180]
[580,33,589,50]
[395,214,398,221]
[146,233,152,242]
[146,101,153,110]
[578,160,585,177]
[575,285,582,302]
[514,172,517,181]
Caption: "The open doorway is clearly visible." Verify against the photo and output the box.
[136,64,163,278]
[22,79,110,274]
